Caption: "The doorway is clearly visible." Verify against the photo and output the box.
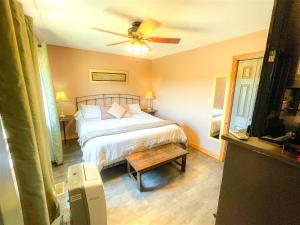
[219,51,264,161]
[230,58,263,131]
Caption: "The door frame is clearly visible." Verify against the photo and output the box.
[219,51,264,161]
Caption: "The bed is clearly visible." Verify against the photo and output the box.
[210,108,223,137]
[75,94,187,169]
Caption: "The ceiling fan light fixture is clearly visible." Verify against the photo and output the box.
[127,40,149,55]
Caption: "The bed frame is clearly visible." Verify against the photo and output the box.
[75,93,140,110]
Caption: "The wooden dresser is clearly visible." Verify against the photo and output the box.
[216,134,300,225]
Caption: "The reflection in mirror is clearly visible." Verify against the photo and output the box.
[209,76,227,140]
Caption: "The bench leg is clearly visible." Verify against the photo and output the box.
[137,172,143,192]
[181,155,186,172]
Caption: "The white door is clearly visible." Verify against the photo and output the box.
[230,58,263,132]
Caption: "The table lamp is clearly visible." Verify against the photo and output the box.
[56,91,69,118]
[145,90,155,111]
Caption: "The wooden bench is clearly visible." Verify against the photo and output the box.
[126,144,188,192]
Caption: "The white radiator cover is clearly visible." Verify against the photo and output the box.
[68,163,107,225]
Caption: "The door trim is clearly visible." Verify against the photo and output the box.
[219,51,264,161]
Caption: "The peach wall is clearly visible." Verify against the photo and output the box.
[152,30,268,156]
[213,77,227,109]
[48,30,268,155]
[48,45,152,115]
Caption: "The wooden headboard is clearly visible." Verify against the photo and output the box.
[75,93,140,110]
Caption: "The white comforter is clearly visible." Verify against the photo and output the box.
[76,112,187,169]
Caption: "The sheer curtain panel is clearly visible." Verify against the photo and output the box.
[38,44,63,165]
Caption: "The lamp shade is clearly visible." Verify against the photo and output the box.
[145,90,155,99]
[56,91,68,102]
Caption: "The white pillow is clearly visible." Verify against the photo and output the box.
[74,110,83,120]
[127,104,142,114]
[81,105,101,119]
[108,103,126,119]
[212,108,223,117]
[122,105,133,118]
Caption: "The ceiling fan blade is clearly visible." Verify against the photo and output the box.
[92,28,128,38]
[144,41,152,51]
[107,40,131,46]
[105,7,138,21]
[147,37,181,44]
[137,19,160,36]
[162,23,203,32]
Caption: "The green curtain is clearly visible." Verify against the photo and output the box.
[0,0,59,224]
[38,44,63,165]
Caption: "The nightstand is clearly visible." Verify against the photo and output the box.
[142,109,157,116]
[59,115,73,144]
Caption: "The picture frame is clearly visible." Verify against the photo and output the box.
[89,69,128,84]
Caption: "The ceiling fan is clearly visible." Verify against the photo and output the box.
[92,19,181,54]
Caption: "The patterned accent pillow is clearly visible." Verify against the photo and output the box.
[107,103,127,119]
[100,105,114,120]
[100,104,132,119]
[122,105,132,118]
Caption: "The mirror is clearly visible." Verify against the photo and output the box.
[209,75,227,141]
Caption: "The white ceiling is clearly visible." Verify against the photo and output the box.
[20,0,274,59]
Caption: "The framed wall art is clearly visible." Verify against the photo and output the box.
[89,69,128,84]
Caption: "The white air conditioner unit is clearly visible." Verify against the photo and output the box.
[68,163,107,225]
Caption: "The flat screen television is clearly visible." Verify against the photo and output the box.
[250,0,300,150]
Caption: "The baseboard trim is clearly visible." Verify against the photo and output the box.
[189,143,220,161]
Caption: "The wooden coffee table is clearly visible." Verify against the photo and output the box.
[126,144,188,192]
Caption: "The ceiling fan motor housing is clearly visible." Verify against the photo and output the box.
[128,21,142,38]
